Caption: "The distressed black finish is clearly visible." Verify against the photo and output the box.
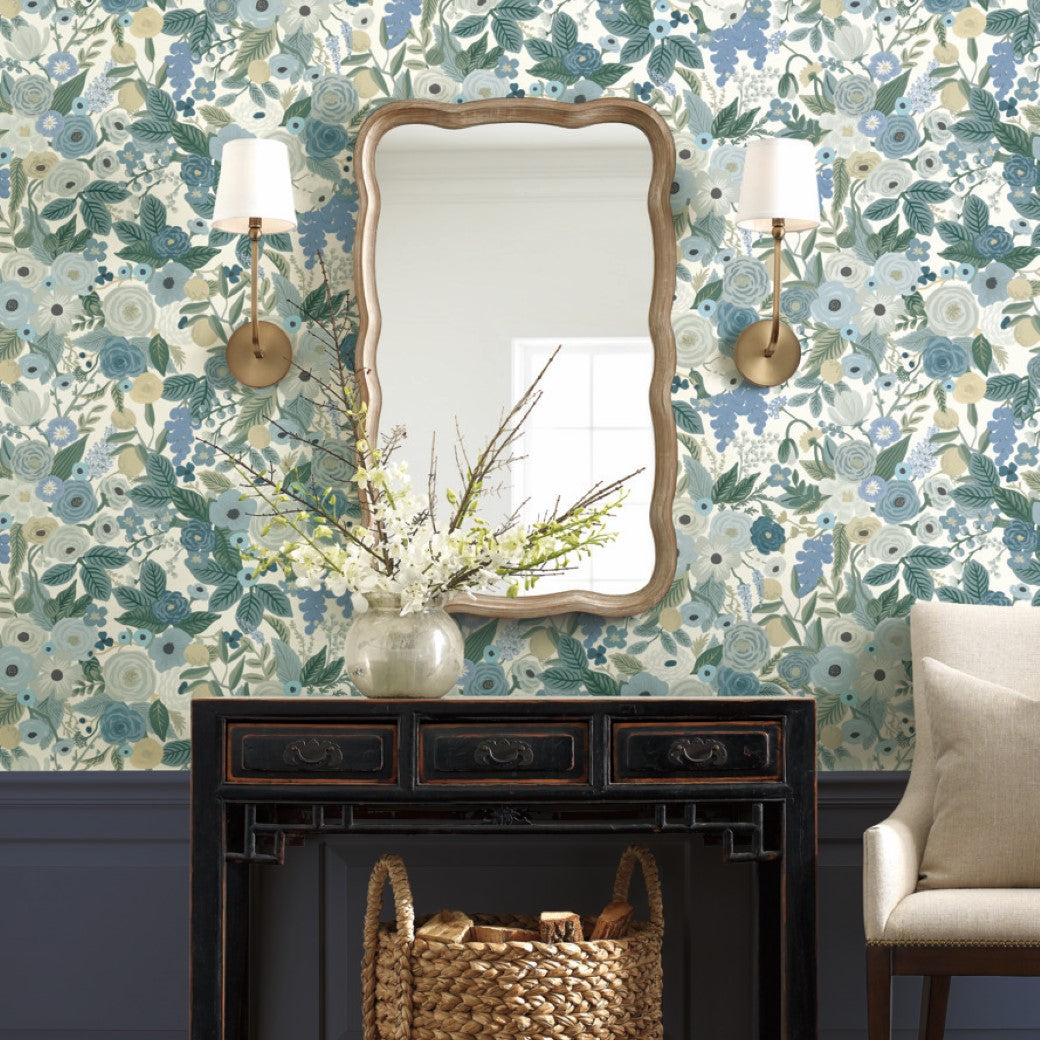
[613,721,780,780]
[420,721,589,783]
[228,723,397,784]
[191,697,817,1040]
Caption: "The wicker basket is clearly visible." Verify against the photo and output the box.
[361,844,664,1040]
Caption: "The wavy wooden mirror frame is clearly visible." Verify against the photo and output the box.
[353,98,677,619]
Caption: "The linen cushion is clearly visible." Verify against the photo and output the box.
[882,889,1040,944]
[917,657,1040,890]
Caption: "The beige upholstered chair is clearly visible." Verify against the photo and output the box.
[863,601,1040,1039]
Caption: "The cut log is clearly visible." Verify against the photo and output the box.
[539,911,584,943]
[416,910,474,943]
[590,901,633,940]
[470,925,540,943]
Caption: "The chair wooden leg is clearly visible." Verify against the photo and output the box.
[866,946,893,1040]
[918,975,951,1040]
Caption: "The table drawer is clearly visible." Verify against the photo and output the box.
[227,723,397,784]
[612,722,781,783]
[418,722,589,785]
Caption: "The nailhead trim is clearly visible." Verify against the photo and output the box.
[868,939,1040,949]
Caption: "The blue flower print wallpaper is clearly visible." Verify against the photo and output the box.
[0,0,1039,771]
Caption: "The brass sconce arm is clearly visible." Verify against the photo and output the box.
[224,217,293,389]
[765,217,784,359]
[732,216,802,387]
[249,216,263,359]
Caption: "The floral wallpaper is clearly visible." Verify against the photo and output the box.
[0,0,1038,772]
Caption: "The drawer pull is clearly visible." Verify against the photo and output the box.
[283,738,344,770]
[668,736,728,768]
[474,738,535,768]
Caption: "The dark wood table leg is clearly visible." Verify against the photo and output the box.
[780,700,818,1040]
[757,808,817,1038]
[757,855,783,1040]
[783,808,818,1040]
[226,858,251,1039]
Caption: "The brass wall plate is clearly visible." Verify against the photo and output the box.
[733,319,801,388]
[226,321,292,388]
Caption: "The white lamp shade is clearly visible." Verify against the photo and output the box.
[735,138,820,233]
[212,138,297,234]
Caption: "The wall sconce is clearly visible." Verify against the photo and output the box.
[733,138,820,388]
[212,138,297,389]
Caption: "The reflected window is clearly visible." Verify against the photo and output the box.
[511,338,654,595]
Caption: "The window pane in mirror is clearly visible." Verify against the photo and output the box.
[511,338,653,596]
[373,121,655,598]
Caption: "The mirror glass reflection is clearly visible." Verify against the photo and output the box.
[373,121,655,597]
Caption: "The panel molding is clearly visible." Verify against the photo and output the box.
[0,773,189,846]
[0,768,912,805]
[819,770,909,807]
[823,1034,1040,1039]
[0,1033,187,1039]
[818,771,908,868]
[0,771,188,804]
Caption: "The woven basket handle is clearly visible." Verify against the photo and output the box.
[362,855,415,1040]
[365,853,416,941]
[611,844,664,929]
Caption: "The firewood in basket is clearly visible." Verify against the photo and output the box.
[416,910,474,943]
[471,925,540,943]
[590,901,633,940]
[539,911,584,943]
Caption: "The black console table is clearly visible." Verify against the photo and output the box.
[191,697,817,1040]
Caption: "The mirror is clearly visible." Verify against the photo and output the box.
[354,99,676,618]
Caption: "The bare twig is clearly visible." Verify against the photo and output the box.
[200,437,386,566]
[446,347,558,533]
[215,266,637,604]
[427,432,438,534]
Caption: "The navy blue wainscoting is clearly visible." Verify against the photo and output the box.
[0,774,189,1040]
[1,772,1039,1040]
